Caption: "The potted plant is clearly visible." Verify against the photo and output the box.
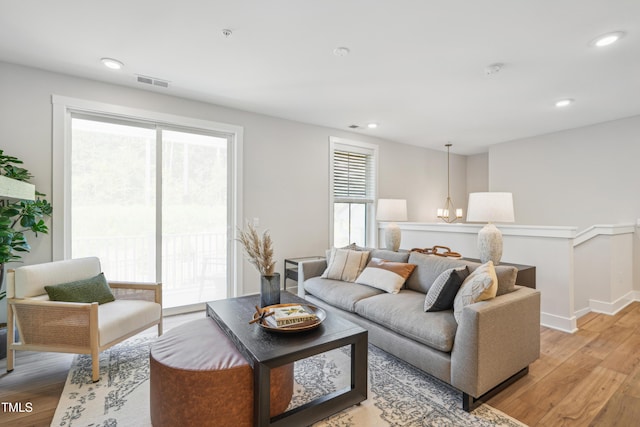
[238,223,280,307]
[0,150,52,359]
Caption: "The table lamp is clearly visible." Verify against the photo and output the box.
[376,199,407,252]
[466,192,514,265]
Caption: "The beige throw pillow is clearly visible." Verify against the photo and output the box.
[321,248,370,282]
[453,261,498,323]
[355,258,416,294]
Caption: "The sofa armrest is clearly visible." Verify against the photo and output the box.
[296,259,327,298]
[451,286,540,397]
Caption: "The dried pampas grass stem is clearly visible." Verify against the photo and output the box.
[238,223,276,276]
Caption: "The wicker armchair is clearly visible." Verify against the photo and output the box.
[6,257,162,382]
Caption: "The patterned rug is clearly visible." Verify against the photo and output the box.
[52,336,525,427]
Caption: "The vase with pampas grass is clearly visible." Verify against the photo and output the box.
[238,223,280,307]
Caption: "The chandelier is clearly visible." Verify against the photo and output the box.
[437,143,463,223]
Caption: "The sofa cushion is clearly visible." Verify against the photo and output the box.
[424,266,469,312]
[354,290,458,352]
[304,277,384,312]
[405,252,518,296]
[355,258,416,294]
[406,252,468,293]
[45,272,115,305]
[453,261,498,323]
[369,249,410,263]
[321,248,370,282]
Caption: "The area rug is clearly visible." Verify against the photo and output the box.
[51,336,525,427]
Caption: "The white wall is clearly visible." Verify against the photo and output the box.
[377,142,467,222]
[466,152,489,194]
[489,115,640,231]
[489,115,640,301]
[0,61,464,297]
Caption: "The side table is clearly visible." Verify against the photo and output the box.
[284,256,325,291]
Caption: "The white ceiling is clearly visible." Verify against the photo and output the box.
[1,1,639,154]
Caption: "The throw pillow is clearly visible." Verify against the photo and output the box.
[453,261,498,323]
[321,248,370,282]
[424,266,469,312]
[44,272,115,305]
[355,258,416,294]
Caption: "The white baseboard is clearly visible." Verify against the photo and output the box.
[589,291,638,315]
[163,302,206,316]
[573,307,592,319]
[541,312,578,333]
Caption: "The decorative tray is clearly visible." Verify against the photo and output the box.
[252,303,326,333]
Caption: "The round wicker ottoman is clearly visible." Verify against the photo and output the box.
[149,317,293,427]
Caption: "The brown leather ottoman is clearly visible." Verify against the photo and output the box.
[150,317,293,427]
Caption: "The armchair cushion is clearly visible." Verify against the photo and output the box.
[13,256,102,298]
[99,300,162,346]
[44,272,115,305]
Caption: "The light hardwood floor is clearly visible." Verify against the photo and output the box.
[2,304,639,426]
[487,301,640,426]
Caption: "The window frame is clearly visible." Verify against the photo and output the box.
[329,136,378,248]
[52,95,244,303]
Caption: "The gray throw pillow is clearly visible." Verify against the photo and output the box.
[424,267,469,312]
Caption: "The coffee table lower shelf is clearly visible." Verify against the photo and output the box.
[206,293,368,427]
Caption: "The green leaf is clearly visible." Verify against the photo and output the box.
[20,215,36,228]
[31,220,48,234]
[1,208,20,217]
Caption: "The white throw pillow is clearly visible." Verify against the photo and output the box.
[453,261,498,323]
[355,258,416,294]
[321,248,370,282]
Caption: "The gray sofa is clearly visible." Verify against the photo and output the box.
[297,248,540,410]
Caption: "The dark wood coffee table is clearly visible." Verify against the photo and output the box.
[206,292,368,427]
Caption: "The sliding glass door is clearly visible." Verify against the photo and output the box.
[161,129,228,306]
[71,116,230,308]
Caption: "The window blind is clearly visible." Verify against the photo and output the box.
[332,147,375,202]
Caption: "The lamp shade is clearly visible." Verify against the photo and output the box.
[376,199,408,222]
[466,192,514,223]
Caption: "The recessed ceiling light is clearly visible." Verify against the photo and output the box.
[590,31,625,47]
[333,47,350,57]
[101,57,124,70]
[555,99,574,108]
[367,123,378,129]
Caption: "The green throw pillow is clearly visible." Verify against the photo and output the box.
[45,273,115,304]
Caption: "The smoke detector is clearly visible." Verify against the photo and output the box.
[484,63,503,76]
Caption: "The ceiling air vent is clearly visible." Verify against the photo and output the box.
[348,124,360,129]
[136,75,170,88]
